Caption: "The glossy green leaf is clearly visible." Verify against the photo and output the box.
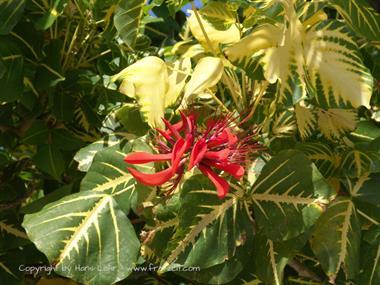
[34,0,68,30]
[0,37,23,102]
[74,134,123,172]
[81,138,154,214]
[23,190,140,285]
[0,0,26,35]
[33,144,65,180]
[250,150,334,241]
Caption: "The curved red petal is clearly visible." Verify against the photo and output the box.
[204,148,230,160]
[198,164,229,198]
[172,138,187,167]
[162,118,182,140]
[189,138,207,170]
[127,167,174,186]
[124,152,172,164]
[206,161,245,180]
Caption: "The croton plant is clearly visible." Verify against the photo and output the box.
[1,0,380,284]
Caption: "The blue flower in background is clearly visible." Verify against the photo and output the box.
[182,0,203,14]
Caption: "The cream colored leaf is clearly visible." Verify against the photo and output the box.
[295,102,316,139]
[261,8,307,103]
[304,21,373,108]
[225,24,282,63]
[184,57,224,98]
[317,109,357,139]
[165,58,191,107]
[187,11,240,52]
[113,56,169,128]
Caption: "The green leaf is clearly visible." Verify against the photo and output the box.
[310,198,361,282]
[0,36,24,102]
[359,225,380,285]
[348,173,380,207]
[250,150,334,241]
[199,1,237,31]
[22,190,140,285]
[0,0,26,35]
[158,175,254,273]
[34,0,68,30]
[51,129,85,151]
[21,120,49,145]
[253,232,308,285]
[329,0,380,41]
[296,142,339,177]
[341,150,380,178]
[114,0,145,49]
[33,144,66,180]
[116,104,149,136]
[80,138,154,214]
[74,134,123,172]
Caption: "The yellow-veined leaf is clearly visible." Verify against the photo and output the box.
[250,150,334,241]
[329,0,380,41]
[310,198,361,283]
[23,190,140,285]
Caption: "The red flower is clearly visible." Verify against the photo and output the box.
[124,112,258,198]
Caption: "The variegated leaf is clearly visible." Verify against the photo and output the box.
[23,190,140,285]
[199,1,237,30]
[294,103,316,139]
[317,108,357,140]
[341,150,380,178]
[81,138,154,213]
[329,0,380,42]
[310,198,361,283]
[74,134,123,172]
[296,142,339,177]
[158,175,254,273]
[305,21,373,108]
[251,150,334,241]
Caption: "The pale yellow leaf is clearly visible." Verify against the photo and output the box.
[187,11,240,52]
[113,56,169,128]
[317,109,357,139]
[304,23,373,108]
[184,57,224,99]
[165,58,191,107]
[260,9,307,102]
[225,24,282,63]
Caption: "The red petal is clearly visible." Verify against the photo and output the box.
[162,118,182,140]
[124,152,172,164]
[156,128,174,143]
[127,167,174,186]
[172,138,187,167]
[204,148,230,160]
[189,138,207,170]
[199,164,229,198]
[225,128,238,146]
[206,161,245,180]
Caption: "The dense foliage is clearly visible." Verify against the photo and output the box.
[1,0,380,284]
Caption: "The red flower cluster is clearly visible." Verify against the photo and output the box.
[124,113,257,198]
